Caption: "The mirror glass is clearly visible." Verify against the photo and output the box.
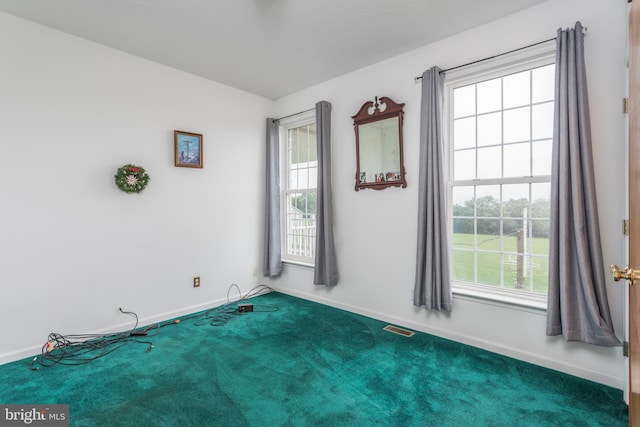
[353,97,406,191]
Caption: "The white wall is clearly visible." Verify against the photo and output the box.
[0,12,272,363]
[270,0,628,388]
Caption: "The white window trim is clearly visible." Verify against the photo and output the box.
[444,41,556,310]
[279,110,317,266]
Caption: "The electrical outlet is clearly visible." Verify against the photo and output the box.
[193,277,200,288]
[252,267,259,277]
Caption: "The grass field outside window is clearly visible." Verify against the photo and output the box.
[452,232,549,293]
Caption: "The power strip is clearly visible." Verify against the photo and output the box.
[238,303,254,313]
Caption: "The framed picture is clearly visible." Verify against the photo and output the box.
[174,130,203,168]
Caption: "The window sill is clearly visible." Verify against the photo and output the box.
[282,259,315,269]
[452,282,547,313]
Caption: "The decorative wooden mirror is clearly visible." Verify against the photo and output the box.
[352,96,406,191]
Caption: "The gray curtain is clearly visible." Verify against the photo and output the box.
[414,66,452,311]
[546,22,620,346]
[314,101,338,286]
[263,118,282,277]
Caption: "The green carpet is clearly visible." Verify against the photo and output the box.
[0,292,628,426]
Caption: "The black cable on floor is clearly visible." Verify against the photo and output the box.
[28,284,277,370]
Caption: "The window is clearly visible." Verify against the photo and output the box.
[445,46,555,305]
[281,113,317,265]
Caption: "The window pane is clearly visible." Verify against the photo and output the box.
[475,187,500,217]
[454,149,476,180]
[502,185,528,243]
[307,166,317,189]
[454,85,475,118]
[477,252,502,286]
[290,164,317,189]
[503,142,530,178]
[452,186,474,216]
[477,220,500,247]
[503,253,520,289]
[476,185,500,200]
[477,146,501,179]
[288,125,317,191]
[289,129,299,164]
[529,255,549,292]
[503,70,531,108]
[307,124,317,162]
[531,182,550,201]
[453,219,474,245]
[452,249,475,282]
[532,139,552,176]
[290,125,317,164]
[477,112,501,147]
[454,117,476,149]
[531,183,550,219]
[300,167,311,189]
[530,219,550,243]
[503,106,530,143]
[532,64,555,103]
[477,77,501,114]
[532,102,554,140]
[506,228,525,254]
[285,192,317,259]
[502,184,529,217]
[289,168,299,189]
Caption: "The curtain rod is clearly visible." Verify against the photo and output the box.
[272,107,315,123]
[413,35,562,82]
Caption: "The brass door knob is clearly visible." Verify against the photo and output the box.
[611,264,640,285]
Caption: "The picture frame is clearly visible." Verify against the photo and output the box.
[174,130,203,168]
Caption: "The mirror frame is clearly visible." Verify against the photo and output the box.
[352,96,407,191]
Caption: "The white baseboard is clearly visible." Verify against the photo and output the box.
[272,286,623,390]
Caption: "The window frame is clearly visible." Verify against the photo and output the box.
[279,111,318,266]
[443,41,556,309]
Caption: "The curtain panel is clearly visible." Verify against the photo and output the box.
[545,22,620,346]
[414,66,452,312]
[314,101,339,286]
[263,118,283,277]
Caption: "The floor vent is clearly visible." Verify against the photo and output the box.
[383,325,415,337]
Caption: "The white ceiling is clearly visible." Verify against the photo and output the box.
[0,0,548,99]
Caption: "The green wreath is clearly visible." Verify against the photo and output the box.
[114,164,150,193]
